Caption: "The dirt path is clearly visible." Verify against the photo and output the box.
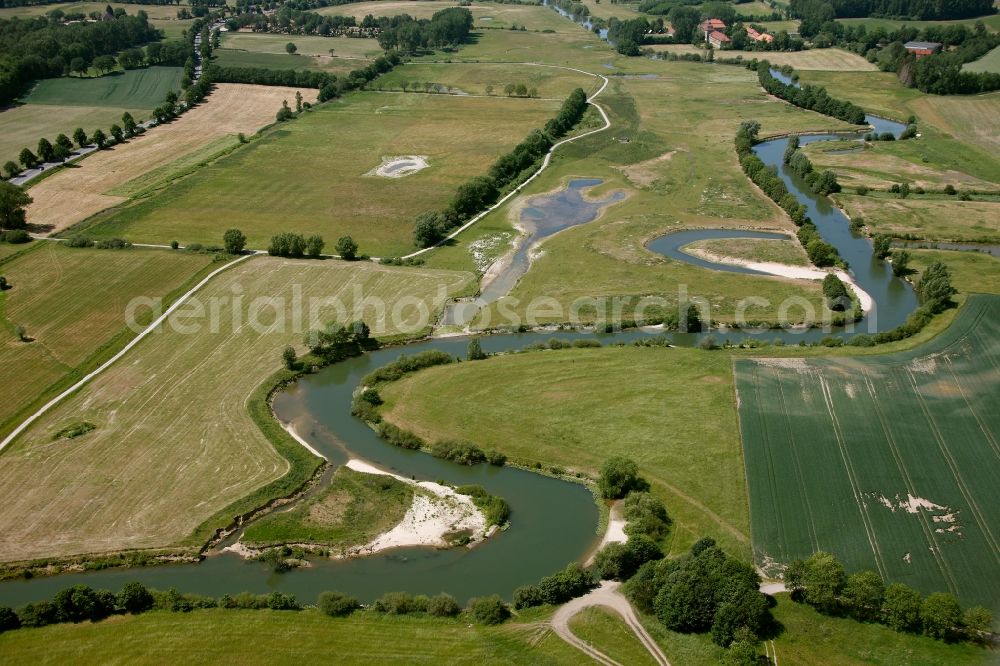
[552,581,671,666]
[400,62,613,260]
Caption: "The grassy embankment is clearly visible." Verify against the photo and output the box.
[682,237,810,266]
[242,467,413,549]
[0,257,473,565]
[0,243,214,437]
[80,89,562,257]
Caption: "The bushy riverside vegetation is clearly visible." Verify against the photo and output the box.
[413,87,591,247]
[784,551,993,643]
[755,61,867,124]
[734,120,843,268]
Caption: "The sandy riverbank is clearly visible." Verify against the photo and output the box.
[685,248,874,313]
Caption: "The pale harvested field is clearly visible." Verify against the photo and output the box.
[0,244,213,431]
[727,48,878,71]
[908,92,1000,157]
[0,257,472,562]
[806,146,1000,192]
[839,196,1000,242]
[26,84,318,235]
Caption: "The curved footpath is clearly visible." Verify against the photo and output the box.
[399,63,613,261]
[552,581,671,666]
[0,253,258,453]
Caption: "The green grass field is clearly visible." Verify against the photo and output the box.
[22,67,185,109]
[242,467,413,548]
[682,237,810,266]
[0,243,213,435]
[0,607,587,665]
[221,32,382,59]
[735,295,1000,614]
[963,44,1000,73]
[376,62,600,98]
[380,346,751,559]
[0,592,991,665]
[80,90,561,257]
[0,257,472,563]
[568,607,657,665]
[212,49,361,75]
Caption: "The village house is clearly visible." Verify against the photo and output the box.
[708,30,731,48]
[746,26,774,44]
[699,18,726,41]
[903,40,942,57]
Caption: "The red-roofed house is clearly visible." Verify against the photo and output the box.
[746,27,774,44]
[700,18,726,33]
[708,30,731,48]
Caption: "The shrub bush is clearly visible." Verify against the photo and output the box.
[318,591,358,617]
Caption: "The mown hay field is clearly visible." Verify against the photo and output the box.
[0,257,472,562]
[220,32,382,60]
[82,90,562,257]
[726,48,878,71]
[0,243,213,434]
[27,83,316,236]
[735,295,1000,613]
[379,346,751,559]
[318,0,575,32]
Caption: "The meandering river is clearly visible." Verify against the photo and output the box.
[0,68,924,608]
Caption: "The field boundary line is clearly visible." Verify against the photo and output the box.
[860,370,959,594]
[818,376,889,580]
[399,63,612,260]
[0,253,258,454]
[903,369,1000,562]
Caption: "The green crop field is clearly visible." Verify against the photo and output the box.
[81,91,561,257]
[0,257,472,563]
[735,295,1000,614]
[22,67,185,109]
[380,346,751,559]
[242,467,413,547]
[0,243,213,435]
[838,13,1000,33]
[221,32,382,59]
[212,49,361,75]
[964,44,1000,73]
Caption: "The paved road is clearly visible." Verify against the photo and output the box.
[551,581,671,666]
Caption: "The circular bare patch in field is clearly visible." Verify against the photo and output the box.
[366,155,429,178]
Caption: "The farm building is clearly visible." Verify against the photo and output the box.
[708,30,731,48]
[746,26,774,44]
[700,18,727,42]
[904,40,942,57]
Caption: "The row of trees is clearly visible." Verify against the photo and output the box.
[755,61,868,125]
[0,582,516,634]
[786,551,993,642]
[794,0,995,20]
[0,10,160,104]
[225,6,358,36]
[413,87,590,247]
[267,232,325,258]
[783,140,842,196]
